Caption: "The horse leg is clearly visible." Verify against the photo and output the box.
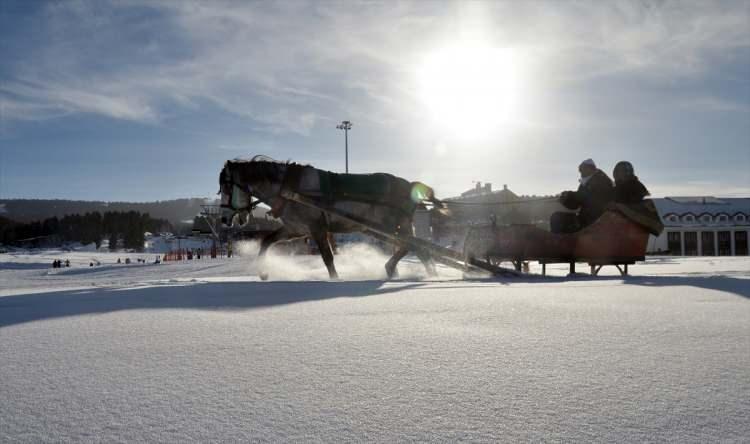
[257,226,289,280]
[385,245,409,279]
[416,249,437,277]
[312,230,338,279]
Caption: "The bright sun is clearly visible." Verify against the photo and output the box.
[418,46,520,139]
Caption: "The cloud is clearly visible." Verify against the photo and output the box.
[651,181,750,198]
[523,0,750,82]
[0,96,72,121]
[2,81,158,123]
[679,96,750,113]
[1,0,748,136]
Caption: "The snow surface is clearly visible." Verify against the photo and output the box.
[1,246,749,442]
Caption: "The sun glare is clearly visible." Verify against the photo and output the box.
[418,46,521,139]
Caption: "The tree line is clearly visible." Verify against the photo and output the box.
[0,211,172,251]
[0,198,210,226]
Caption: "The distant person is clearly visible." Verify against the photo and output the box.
[117,258,121,264]
[65,259,70,267]
[551,158,615,233]
[613,161,649,204]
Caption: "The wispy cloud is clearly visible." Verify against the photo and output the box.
[1,0,748,136]
[679,96,750,113]
[2,81,158,122]
[651,181,750,198]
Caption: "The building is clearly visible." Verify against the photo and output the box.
[428,182,562,249]
[648,197,749,256]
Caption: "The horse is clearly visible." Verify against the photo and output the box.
[219,156,442,280]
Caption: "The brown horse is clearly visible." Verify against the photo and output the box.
[219,156,442,280]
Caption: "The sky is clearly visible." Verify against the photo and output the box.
[0,0,749,202]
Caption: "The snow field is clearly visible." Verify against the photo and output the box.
[1,249,749,441]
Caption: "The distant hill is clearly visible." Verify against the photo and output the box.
[0,198,216,227]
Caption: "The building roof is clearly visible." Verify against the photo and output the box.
[446,182,519,202]
[653,197,750,216]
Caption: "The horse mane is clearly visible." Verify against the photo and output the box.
[229,154,279,163]
[230,155,306,166]
[224,155,310,187]
[250,154,278,163]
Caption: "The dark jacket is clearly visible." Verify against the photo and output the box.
[560,169,615,227]
[615,177,649,204]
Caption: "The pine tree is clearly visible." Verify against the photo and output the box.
[109,232,119,251]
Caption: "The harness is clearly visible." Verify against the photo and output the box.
[269,164,306,218]
[220,179,263,213]
[220,163,306,218]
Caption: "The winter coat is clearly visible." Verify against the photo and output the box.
[615,177,649,204]
[560,169,615,227]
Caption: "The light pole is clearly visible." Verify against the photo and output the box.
[336,120,352,173]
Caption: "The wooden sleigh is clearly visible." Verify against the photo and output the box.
[463,201,664,276]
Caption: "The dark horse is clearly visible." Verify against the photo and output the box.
[219,156,441,280]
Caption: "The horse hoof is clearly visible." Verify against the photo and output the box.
[385,266,398,279]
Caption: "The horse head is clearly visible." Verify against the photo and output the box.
[219,157,289,219]
[219,160,252,212]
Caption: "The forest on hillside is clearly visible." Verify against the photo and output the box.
[0,198,213,227]
[0,212,172,251]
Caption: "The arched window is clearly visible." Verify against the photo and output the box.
[666,214,679,223]
[701,214,712,223]
[736,214,747,224]
[717,214,729,223]
[683,214,695,223]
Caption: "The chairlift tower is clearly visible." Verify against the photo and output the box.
[199,204,224,242]
[336,120,352,173]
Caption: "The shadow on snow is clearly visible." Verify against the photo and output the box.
[0,280,425,328]
[0,274,747,329]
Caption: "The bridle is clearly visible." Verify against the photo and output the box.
[219,167,264,213]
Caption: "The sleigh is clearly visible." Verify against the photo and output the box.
[463,201,664,276]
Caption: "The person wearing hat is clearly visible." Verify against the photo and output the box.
[613,161,650,204]
[552,158,615,233]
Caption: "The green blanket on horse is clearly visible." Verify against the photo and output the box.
[317,170,416,215]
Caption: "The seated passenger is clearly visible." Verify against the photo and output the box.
[613,161,649,204]
[551,158,614,233]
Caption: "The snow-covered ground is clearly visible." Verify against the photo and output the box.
[1,246,749,442]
